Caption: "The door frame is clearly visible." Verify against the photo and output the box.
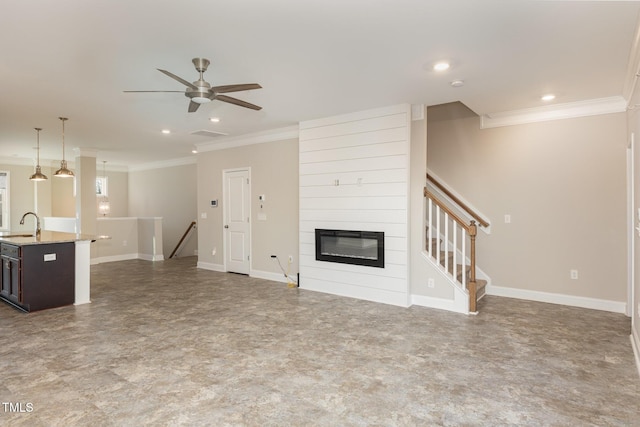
[627,133,635,318]
[222,167,251,274]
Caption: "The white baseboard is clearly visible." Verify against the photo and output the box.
[250,269,291,284]
[91,253,138,265]
[632,329,640,379]
[139,253,164,262]
[92,253,164,264]
[486,284,627,314]
[411,294,469,314]
[197,261,226,272]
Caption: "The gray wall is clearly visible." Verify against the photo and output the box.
[0,163,52,233]
[128,162,197,259]
[427,108,627,303]
[196,138,298,277]
[98,169,128,218]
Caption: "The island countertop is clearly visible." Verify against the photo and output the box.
[0,231,96,246]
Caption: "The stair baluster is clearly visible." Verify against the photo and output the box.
[423,186,484,312]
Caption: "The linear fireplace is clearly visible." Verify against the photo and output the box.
[315,229,385,268]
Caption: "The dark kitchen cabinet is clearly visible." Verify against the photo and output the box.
[0,242,75,312]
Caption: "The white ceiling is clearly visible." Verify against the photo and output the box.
[1,0,639,167]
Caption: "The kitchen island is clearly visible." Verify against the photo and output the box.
[0,231,94,312]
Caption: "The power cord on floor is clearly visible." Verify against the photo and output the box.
[270,255,298,288]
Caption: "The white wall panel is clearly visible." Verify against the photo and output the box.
[300,170,407,187]
[299,104,411,307]
[300,195,407,211]
[300,155,407,175]
[300,209,407,224]
[300,183,407,198]
[300,113,408,141]
[299,221,408,237]
[300,141,408,164]
[300,127,407,152]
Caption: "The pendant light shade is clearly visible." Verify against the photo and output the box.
[29,127,48,181]
[98,160,110,216]
[54,117,74,178]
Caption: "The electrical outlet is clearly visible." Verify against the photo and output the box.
[428,278,435,288]
[504,214,511,224]
[288,255,293,263]
[212,247,216,256]
[122,240,127,247]
[570,269,578,280]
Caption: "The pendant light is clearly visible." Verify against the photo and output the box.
[98,160,110,216]
[54,117,74,178]
[29,127,48,181]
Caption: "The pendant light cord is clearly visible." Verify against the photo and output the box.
[59,117,68,162]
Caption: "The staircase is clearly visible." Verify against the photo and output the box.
[424,174,489,313]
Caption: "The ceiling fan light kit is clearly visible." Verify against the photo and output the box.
[125,58,262,113]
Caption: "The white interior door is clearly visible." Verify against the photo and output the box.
[224,169,250,274]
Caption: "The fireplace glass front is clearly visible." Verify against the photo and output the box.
[315,229,384,268]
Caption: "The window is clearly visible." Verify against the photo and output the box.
[0,171,9,230]
[96,176,108,197]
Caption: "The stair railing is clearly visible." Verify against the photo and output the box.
[423,187,479,312]
[170,221,197,259]
[427,173,489,228]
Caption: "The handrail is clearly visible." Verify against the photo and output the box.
[170,221,196,259]
[424,188,472,232]
[426,173,489,228]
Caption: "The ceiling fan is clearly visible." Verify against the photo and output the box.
[124,58,262,113]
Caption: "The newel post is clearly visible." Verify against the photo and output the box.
[468,220,478,313]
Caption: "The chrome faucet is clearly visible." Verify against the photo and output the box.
[19,211,41,238]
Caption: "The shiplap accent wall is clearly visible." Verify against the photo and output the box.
[299,104,411,306]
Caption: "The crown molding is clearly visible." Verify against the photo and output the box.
[0,156,35,167]
[480,96,627,129]
[128,156,196,172]
[196,125,299,152]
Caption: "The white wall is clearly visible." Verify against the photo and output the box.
[299,104,411,307]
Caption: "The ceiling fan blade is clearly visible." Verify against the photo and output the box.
[157,69,198,90]
[123,90,185,93]
[212,83,262,93]
[188,101,200,113]
[215,95,262,111]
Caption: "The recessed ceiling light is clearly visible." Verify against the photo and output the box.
[161,129,171,134]
[541,94,556,102]
[450,80,464,87]
[209,117,220,123]
[433,62,450,72]
[191,149,198,154]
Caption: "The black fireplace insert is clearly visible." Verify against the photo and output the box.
[315,229,384,268]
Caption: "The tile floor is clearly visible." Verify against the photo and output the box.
[0,257,638,426]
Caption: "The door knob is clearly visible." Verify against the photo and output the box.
[224,225,229,229]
